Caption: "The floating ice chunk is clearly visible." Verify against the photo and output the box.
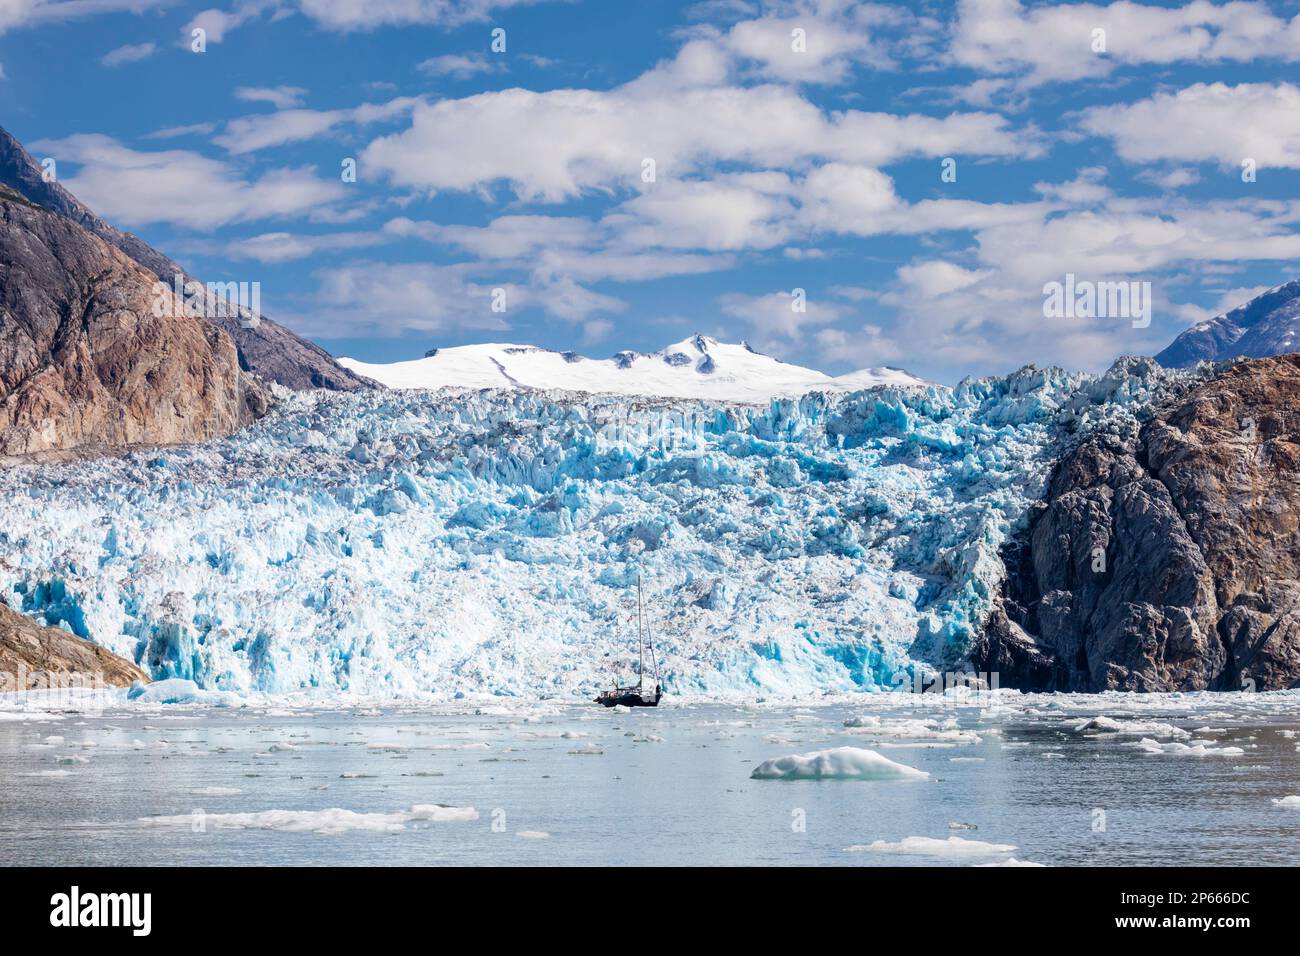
[568,743,604,755]
[1126,738,1244,757]
[140,804,478,834]
[751,746,928,781]
[126,679,238,706]
[1272,795,1300,809]
[516,831,550,839]
[191,787,243,796]
[1074,716,1190,739]
[842,716,980,744]
[974,857,1046,867]
[0,711,64,722]
[845,835,1015,857]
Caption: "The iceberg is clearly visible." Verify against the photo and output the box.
[844,835,1016,856]
[750,746,928,780]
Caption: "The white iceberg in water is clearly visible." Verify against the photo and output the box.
[140,804,478,835]
[751,746,928,781]
[1272,795,1300,809]
[1074,716,1190,739]
[1126,738,1244,757]
[974,857,1046,867]
[845,835,1016,857]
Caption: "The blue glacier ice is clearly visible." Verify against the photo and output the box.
[0,358,1186,699]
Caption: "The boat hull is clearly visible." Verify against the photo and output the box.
[595,690,661,708]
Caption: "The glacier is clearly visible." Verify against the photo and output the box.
[0,358,1186,699]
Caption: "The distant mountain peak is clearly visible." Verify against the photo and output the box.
[339,337,929,401]
[1157,280,1300,368]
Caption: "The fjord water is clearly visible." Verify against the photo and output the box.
[2,694,1298,866]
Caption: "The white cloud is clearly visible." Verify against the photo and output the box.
[100,41,156,67]
[814,324,904,365]
[220,230,389,263]
[296,0,549,32]
[31,133,348,230]
[1173,285,1273,325]
[364,85,1034,202]
[417,53,499,79]
[235,85,308,109]
[215,97,418,154]
[292,259,622,339]
[1081,82,1300,170]
[181,1,279,46]
[144,122,218,140]
[870,192,1300,378]
[362,42,1039,202]
[2,0,170,35]
[615,173,798,251]
[950,0,1300,88]
[719,288,845,346]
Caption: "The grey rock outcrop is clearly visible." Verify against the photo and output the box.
[974,353,1300,691]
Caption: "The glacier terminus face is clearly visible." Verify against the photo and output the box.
[0,360,1180,699]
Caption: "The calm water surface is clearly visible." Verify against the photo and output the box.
[2,693,1299,866]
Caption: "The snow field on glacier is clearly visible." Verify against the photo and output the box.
[0,359,1182,698]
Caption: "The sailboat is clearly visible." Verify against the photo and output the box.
[595,574,663,708]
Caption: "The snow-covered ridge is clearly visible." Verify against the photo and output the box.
[338,335,928,401]
[0,358,1184,698]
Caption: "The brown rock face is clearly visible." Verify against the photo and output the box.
[974,354,1300,691]
[0,185,266,457]
[0,125,375,393]
[0,600,147,688]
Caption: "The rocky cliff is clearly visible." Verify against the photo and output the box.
[0,184,268,457]
[974,353,1300,691]
[0,125,373,392]
[1,600,146,688]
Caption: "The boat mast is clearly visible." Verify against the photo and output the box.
[646,587,660,687]
[636,572,645,692]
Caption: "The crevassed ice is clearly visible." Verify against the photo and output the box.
[0,359,1182,698]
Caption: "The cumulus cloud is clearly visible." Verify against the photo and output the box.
[2,0,170,35]
[296,0,551,32]
[871,190,1300,378]
[950,0,1300,88]
[719,288,846,346]
[361,41,1040,202]
[30,133,348,229]
[1081,82,1300,170]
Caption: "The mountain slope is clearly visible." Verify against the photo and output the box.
[976,353,1300,691]
[0,125,373,393]
[0,184,266,457]
[340,335,927,401]
[1156,281,1300,368]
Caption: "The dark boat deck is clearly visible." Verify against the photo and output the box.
[595,686,662,708]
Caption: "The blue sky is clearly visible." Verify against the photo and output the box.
[3,0,1300,383]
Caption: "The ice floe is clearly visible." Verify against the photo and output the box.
[140,805,479,835]
[751,746,928,781]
